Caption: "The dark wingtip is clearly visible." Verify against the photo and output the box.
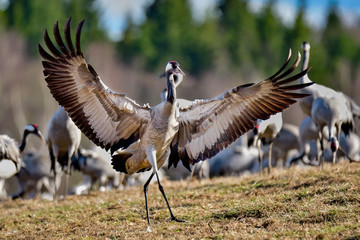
[43,29,48,39]
[272,51,302,82]
[53,19,70,56]
[54,20,59,31]
[75,19,85,55]
[286,48,292,62]
[43,28,63,58]
[64,17,76,56]
[38,43,57,62]
[268,49,292,80]
[66,16,72,24]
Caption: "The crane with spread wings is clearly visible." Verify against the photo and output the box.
[39,18,312,231]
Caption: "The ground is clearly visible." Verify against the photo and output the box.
[1,163,360,239]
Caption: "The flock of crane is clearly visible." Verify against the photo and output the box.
[1,18,360,231]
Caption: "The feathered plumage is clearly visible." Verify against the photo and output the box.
[39,18,312,228]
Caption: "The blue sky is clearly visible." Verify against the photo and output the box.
[88,0,360,40]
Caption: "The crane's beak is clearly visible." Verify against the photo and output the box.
[37,131,46,144]
[158,67,185,88]
[176,66,185,76]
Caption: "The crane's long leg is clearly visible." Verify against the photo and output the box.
[64,146,77,199]
[143,172,155,231]
[0,178,7,199]
[257,140,263,177]
[49,146,58,199]
[155,172,184,222]
[268,141,273,174]
[333,125,341,165]
[186,164,196,190]
[332,149,336,165]
[318,131,324,170]
[145,147,183,232]
[186,161,205,189]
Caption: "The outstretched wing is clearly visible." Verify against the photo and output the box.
[169,50,312,170]
[39,18,151,153]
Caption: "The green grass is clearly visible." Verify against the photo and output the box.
[1,163,360,239]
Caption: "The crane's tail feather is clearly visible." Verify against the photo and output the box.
[111,152,133,174]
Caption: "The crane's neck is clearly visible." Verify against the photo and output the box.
[166,73,176,104]
[299,48,311,84]
[301,48,309,71]
[18,130,29,152]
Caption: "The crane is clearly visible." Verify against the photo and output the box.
[38,18,312,231]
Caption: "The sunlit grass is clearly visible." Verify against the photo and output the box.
[1,163,360,239]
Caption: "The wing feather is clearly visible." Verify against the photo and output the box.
[169,50,312,167]
[39,18,150,153]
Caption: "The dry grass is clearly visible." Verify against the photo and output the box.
[1,163,360,239]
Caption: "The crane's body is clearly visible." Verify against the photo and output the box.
[250,112,283,175]
[298,41,360,119]
[311,95,352,166]
[113,99,179,175]
[46,106,81,197]
[46,106,81,171]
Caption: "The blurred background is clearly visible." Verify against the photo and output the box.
[0,0,360,144]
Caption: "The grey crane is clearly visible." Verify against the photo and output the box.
[46,106,81,198]
[288,116,356,168]
[0,124,45,199]
[0,124,44,170]
[209,135,259,177]
[272,123,301,168]
[72,147,121,192]
[311,95,353,167]
[298,41,360,118]
[287,116,319,166]
[12,150,62,200]
[38,18,312,230]
[248,112,283,176]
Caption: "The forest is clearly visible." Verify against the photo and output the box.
[0,0,359,141]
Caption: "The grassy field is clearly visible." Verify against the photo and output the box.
[1,163,360,239]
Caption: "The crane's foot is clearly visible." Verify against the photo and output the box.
[146,225,152,233]
[167,216,185,223]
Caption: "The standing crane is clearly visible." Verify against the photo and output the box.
[272,123,301,168]
[72,147,121,192]
[0,124,45,199]
[38,18,312,231]
[287,116,320,166]
[12,150,62,200]
[248,112,283,176]
[311,95,353,168]
[46,106,81,198]
[298,41,360,118]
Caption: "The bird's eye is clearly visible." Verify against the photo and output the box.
[169,61,177,69]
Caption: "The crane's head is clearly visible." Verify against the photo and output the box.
[165,61,185,87]
[302,41,310,51]
[24,124,46,143]
[253,124,260,135]
[330,137,339,152]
